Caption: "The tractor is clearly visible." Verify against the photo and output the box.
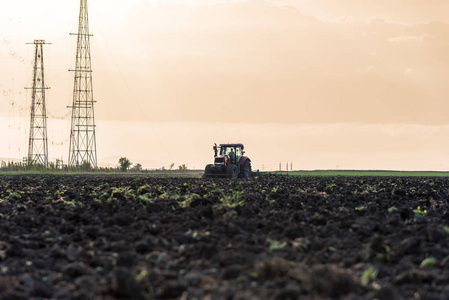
[203,143,252,179]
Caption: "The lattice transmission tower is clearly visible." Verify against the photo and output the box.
[68,0,97,168]
[26,40,50,167]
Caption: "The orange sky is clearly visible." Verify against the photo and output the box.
[1,0,449,170]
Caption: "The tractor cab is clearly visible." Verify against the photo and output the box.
[216,144,244,165]
[206,143,251,179]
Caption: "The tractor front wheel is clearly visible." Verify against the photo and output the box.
[226,164,238,179]
[203,164,213,178]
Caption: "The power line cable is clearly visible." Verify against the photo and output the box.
[91,19,173,163]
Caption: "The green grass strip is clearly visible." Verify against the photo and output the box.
[270,170,449,177]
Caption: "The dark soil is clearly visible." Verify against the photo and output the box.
[1,174,449,299]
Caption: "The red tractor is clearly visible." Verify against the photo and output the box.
[203,143,252,179]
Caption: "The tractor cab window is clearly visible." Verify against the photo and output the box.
[220,146,241,158]
[219,147,227,156]
[225,147,235,157]
[235,147,242,158]
[220,147,243,159]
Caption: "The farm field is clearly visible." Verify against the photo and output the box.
[1,175,449,299]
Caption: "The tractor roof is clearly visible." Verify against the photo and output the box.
[220,143,244,148]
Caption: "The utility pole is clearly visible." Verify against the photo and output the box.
[26,40,50,167]
[68,0,97,168]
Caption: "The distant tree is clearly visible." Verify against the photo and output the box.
[169,163,175,170]
[132,163,142,172]
[80,160,93,172]
[178,164,187,171]
[119,157,132,172]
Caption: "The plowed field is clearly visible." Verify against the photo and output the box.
[1,175,449,299]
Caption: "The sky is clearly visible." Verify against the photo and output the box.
[1,0,449,170]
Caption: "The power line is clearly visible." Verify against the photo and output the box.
[91,17,173,163]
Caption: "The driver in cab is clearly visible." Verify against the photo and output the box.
[228,148,236,161]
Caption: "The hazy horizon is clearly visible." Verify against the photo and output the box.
[1,0,449,170]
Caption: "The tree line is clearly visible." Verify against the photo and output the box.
[0,158,189,173]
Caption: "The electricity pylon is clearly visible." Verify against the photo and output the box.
[26,40,50,167]
[68,0,97,168]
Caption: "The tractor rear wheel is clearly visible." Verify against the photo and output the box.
[226,164,238,179]
[240,160,252,178]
